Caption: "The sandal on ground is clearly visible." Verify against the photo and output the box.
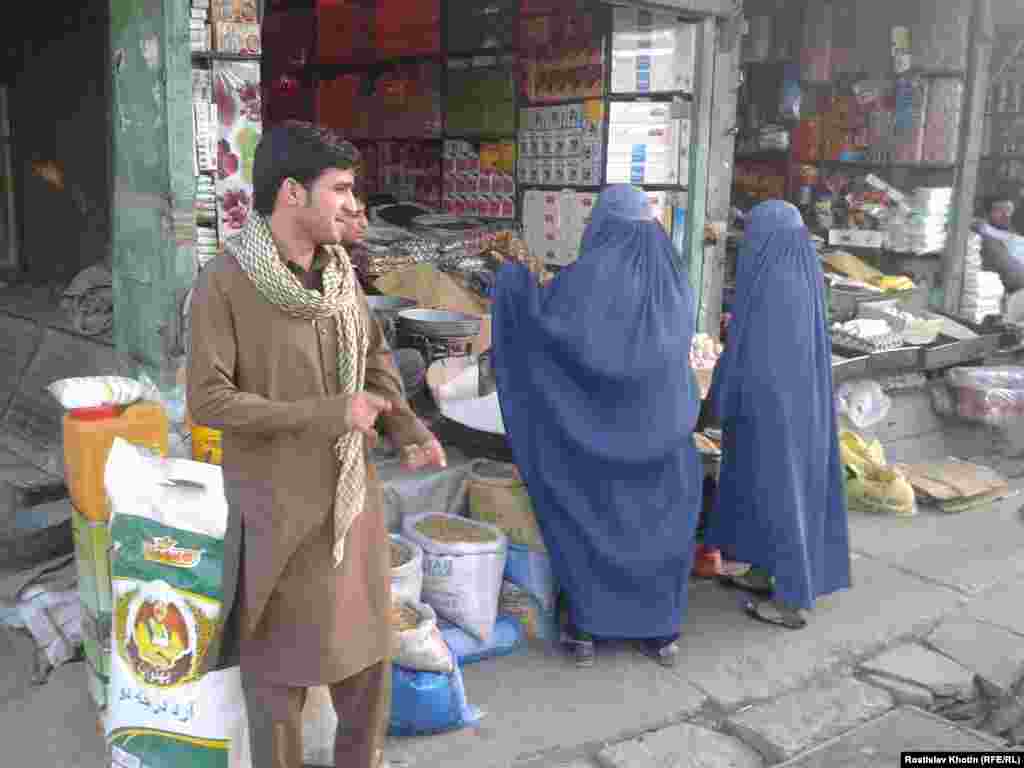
[560,624,595,668]
[720,566,774,596]
[563,636,595,668]
[641,640,680,668]
[744,599,807,630]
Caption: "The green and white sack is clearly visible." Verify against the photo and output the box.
[104,438,249,768]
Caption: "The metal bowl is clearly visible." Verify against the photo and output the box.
[366,296,418,314]
[397,308,481,339]
[367,296,417,345]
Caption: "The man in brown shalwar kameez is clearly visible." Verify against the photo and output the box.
[188,121,446,768]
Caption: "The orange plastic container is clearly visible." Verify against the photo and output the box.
[62,401,170,522]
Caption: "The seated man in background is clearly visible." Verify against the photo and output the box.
[975,196,1024,294]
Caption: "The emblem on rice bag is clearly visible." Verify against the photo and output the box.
[116,581,216,688]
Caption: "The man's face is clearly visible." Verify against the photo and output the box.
[294,168,357,246]
[341,201,369,246]
[991,202,1014,230]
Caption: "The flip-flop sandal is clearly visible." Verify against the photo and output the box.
[744,599,808,630]
[720,568,774,596]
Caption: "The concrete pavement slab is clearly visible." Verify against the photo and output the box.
[597,723,766,768]
[927,618,1024,696]
[859,643,975,699]
[962,577,1024,637]
[847,490,1023,563]
[0,657,107,768]
[724,677,893,764]
[859,673,935,710]
[774,706,1011,767]
[386,642,707,768]
[674,556,962,708]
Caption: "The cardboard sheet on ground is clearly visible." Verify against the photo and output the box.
[895,458,1011,510]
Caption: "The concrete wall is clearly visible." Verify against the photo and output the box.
[7,0,112,285]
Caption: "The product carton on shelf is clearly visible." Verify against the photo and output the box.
[213,21,260,55]
[611,7,696,94]
[209,0,258,24]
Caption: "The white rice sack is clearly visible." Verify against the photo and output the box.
[104,438,244,768]
[402,513,507,643]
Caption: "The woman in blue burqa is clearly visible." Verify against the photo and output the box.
[491,185,703,668]
[706,200,851,630]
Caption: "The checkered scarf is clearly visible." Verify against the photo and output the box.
[230,213,369,567]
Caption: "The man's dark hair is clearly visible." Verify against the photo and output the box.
[252,121,361,216]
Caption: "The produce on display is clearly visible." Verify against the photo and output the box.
[831,318,904,353]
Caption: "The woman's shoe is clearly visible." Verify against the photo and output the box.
[562,634,595,668]
[641,640,680,668]
[744,599,808,630]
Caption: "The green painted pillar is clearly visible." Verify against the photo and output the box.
[109,0,195,377]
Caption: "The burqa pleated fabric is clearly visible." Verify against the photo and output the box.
[707,200,851,611]
[492,185,702,639]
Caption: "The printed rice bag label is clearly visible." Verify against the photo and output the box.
[111,516,223,690]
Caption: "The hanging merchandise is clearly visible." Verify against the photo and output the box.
[610,8,696,95]
[892,77,928,164]
[520,10,604,104]
[214,60,262,242]
[517,99,604,188]
[922,78,964,165]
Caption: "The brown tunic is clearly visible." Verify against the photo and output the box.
[187,247,432,686]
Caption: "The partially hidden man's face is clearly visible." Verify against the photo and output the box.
[991,203,1014,230]
[295,168,357,246]
[341,203,368,245]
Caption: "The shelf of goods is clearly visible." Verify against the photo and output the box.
[307,0,700,273]
[735,0,972,209]
[191,0,262,259]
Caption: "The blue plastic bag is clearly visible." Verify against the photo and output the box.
[388,657,483,738]
[438,614,524,666]
[500,545,559,641]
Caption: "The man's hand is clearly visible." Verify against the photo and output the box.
[400,437,447,471]
[347,392,393,448]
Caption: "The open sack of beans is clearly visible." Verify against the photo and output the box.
[401,513,508,643]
